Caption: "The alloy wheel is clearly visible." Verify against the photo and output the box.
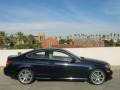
[90,69,106,85]
[18,69,34,84]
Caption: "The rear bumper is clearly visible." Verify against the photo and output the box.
[4,67,16,79]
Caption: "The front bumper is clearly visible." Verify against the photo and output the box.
[105,68,113,80]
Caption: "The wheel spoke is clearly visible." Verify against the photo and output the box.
[22,78,26,82]
[90,70,105,84]
[18,69,33,84]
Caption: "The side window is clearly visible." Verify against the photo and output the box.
[50,51,72,61]
[27,51,49,59]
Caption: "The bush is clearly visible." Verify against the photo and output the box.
[9,44,38,49]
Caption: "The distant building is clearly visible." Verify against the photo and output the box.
[35,33,82,48]
[73,38,105,47]
[53,44,81,48]
[35,33,59,48]
[41,37,59,48]
[34,33,45,43]
[35,33,105,48]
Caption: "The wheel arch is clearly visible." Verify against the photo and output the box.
[15,65,34,78]
[88,67,107,79]
[88,68,107,84]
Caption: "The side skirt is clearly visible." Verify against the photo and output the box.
[35,77,88,81]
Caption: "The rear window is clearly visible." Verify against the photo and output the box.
[27,51,49,59]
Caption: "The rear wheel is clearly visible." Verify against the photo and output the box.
[89,69,106,85]
[18,69,34,84]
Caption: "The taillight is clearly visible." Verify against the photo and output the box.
[6,59,12,67]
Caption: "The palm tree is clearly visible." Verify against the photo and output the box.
[0,32,3,43]
[96,34,98,37]
[110,33,112,39]
[90,34,94,39]
[107,34,109,40]
[66,35,69,40]
[27,34,36,45]
[99,34,102,40]
[16,32,24,44]
[23,35,28,44]
[102,34,106,40]
[77,34,81,38]
[0,31,7,48]
[114,33,116,38]
[0,31,5,36]
[58,36,62,40]
[92,34,95,39]
[4,34,10,47]
[69,35,73,39]
[117,34,120,39]
[74,34,77,38]
[8,34,16,48]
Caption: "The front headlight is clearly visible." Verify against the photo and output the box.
[105,64,111,69]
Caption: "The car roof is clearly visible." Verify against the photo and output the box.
[34,48,65,51]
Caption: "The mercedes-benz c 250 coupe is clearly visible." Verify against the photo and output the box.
[4,48,113,85]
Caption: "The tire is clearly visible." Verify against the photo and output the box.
[89,69,106,85]
[17,68,35,85]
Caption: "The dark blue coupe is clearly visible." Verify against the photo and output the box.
[4,48,113,85]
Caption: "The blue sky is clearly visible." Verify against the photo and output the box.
[0,0,120,35]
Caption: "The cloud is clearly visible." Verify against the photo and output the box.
[0,0,120,35]
[64,0,97,23]
[0,3,71,22]
[0,0,99,23]
[0,22,120,35]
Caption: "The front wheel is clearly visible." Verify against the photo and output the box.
[89,69,106,85]
[18,69,34,84]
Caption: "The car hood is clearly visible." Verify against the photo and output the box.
[80,57,108,65]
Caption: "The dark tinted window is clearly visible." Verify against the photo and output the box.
[27,51,49,59]
[49,51,72,61]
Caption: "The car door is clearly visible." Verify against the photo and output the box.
[47,50,76,78]
[48,50,89,79]
[26,50,54,78]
